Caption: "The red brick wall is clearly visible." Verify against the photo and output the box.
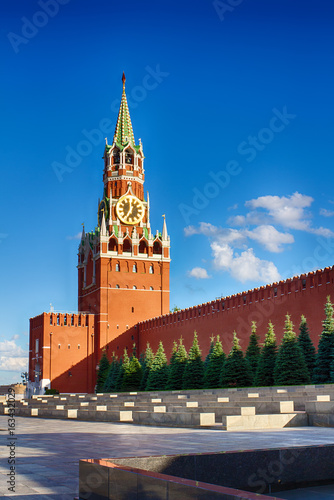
[106,267,334,361]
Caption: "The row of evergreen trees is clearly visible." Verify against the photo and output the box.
[96,296,334,392]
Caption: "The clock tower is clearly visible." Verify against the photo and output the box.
[77,73,170,350]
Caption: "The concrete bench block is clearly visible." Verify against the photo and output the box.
[317,395,330,402]
[124,402,134,407]
[129,392,138,395]
[96,406,107,411]
[240,406,256,416]
[154,406,166,413]
[68,409,77,418]
[151,398,162,403]
[178,395,188,399]
[110,394,117,398]
[56,405,64,410]
[80,402,89,406]
[199,413,215,426]
[119,411,133,421]
[277,389,288,393]
[60,397,67,400]
[90,397,98,401]
[31,409,38,416]
[186,402,198,408]
[217,397,229,403]
[248,393,259,398]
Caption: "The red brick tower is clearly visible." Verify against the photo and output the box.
[77,73,170,351]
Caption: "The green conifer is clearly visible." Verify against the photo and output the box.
[95,349,110,393]
[254,321,277,387]
[298,315,316,380]
[245,322,261,384]
[182,331,204,390]
[204,336,215,371]
[313,297,334,383]
[104,353,118,392]
[166,341,178,390]
[140,343,154,391]
[274,315,310,385]
[146,341,169,391]
[116,349,130,391]
[166,338,188,390]
[204,335,225,388]
[220,331,252,388]
[121,353,143,392]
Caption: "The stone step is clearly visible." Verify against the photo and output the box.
[221,412,308,430]
[132,410,216,427]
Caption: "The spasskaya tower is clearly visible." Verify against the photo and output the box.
[77,73,170,349]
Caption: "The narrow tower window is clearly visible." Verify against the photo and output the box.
[132,264,137,273]
[149,265,154,274]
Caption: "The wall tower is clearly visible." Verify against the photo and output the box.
[77,73,171,351]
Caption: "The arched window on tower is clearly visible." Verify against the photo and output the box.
[123,239,132,253]
[115,262,120,272]
[139,239,148,254]
[132,264,137,273]
[153,241,162,255]
[113,148,120,165]
[149,265,154,274]
[125,149,133,165]
[108,237,117,252]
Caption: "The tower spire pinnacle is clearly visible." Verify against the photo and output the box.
[113,72,135,149]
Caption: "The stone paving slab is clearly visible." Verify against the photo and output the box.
[1,416,334,499]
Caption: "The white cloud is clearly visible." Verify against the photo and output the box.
[0,357,28,371]
[211,242,281,283]
[184,222,218,237]
[188,267,211,279]
[320,208,334,218]
[246,192,313,231]
[246,225,294,253]
[66,232,82,240]
[0,339,28,372]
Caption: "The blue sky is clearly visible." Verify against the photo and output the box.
[1,0,334,384]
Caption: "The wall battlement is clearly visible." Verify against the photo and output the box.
[138,266,334,332]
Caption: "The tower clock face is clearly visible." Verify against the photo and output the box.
[116,195,144,225]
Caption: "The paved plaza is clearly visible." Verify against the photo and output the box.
[1,416,334,499]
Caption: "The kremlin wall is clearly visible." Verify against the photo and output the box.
[107,265,333,362]
[29,265,333,394]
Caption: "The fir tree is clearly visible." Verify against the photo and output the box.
[254,321,277,387]
[104,353,119,392]
[95,349,110,393]
[274,315,310,386]
[140,343,154,391]
[220,331,252,388]
[146,341,169,391]
[298,315,316,380]
[245,322,261,385]
[166,341,178,390]
[121,353,143,392]
[182,331,204,390]
[204,335,225,388]
[115,352,128,392]
[204,336,215,371]
[313,296,334,384]
[166,338,188,390]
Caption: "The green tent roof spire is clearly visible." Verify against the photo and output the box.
[113,72,136,149]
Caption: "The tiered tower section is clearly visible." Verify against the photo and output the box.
[77,74,170,350]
